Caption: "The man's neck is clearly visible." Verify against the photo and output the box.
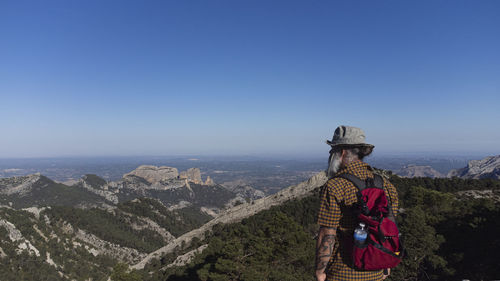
[341,158,360,168]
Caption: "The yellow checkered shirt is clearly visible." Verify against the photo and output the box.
[317,160,399,281]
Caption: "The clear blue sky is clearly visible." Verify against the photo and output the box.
[1,0,499,158]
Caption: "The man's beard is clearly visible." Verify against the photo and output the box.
[327,151,342,178]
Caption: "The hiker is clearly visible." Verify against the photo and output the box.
[315,126,400,281]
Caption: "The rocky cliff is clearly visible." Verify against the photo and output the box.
[179,168,202,184]
[204,176,215,186]
[396,165,443,178]
[123,165,179,184]
[447,155,500,179]
[77,174,119,204]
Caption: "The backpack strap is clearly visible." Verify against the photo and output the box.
[336,173,384,191]
[373,174,384,189]
[372,173,397,218]
[336,173,368,215]
[337,174,367,191]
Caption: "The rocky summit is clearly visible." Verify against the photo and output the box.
[0,173,42,196]
[123,165,179,184]
[396,165,443,178]
[447,155,500,179]
[0,174,109,208]
[179,168,202,184]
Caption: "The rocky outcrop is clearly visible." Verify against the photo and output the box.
[0,174,42,196]
[113,168,187,193]
[167,201,192,211]
[74,229,147,263]
[204,176,215,186]
[223,184,265,201]
[165,244,208,268]
[447,155,500,179]
[128,214,175,242]
[179,168,202,184]
[131,170,328,270]
[396,165,443,178]
[123,165,179,184]
[22,206,46,220]
[0,219,40,256]
[0,247,6,258]
[456,189,500,202]
[200,207,218,217]
[79,175,118,204]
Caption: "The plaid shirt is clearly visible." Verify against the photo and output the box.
[318,160,399,281]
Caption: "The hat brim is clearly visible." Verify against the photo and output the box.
[326,140,374,148]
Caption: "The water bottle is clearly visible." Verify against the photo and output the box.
[354,222,368,247]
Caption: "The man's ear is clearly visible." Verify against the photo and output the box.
[341,149,347,159]
[340,149,348,165]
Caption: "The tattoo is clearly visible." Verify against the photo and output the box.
[315,233,336,271]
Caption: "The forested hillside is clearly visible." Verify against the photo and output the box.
[131,176,500,281]
[1,173,499,280]
[0,207,116,280]
[0,197,213,280]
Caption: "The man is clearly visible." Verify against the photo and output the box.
[315,126,399,281]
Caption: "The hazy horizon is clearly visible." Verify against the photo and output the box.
[0,146,497,160]
[0,150,495,161]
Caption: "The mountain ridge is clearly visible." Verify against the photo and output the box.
[448,155,500,179]
[0,165,265,213]
[396,165,443,178]
[131,170,328,270]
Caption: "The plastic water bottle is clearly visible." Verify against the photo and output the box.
[354,222,368,247]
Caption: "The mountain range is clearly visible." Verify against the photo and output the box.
[0,165,264,211]
[0,165,270,280]
[1,156,500,280]
[393,155,500,179]
[0,164,325,280]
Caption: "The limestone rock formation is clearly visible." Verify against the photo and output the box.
[165,244,208,268]
[74,229,147,263]
[78,175,118,204]
[0,219,40,257]
[456,189,500,202]
[396,165,443,178]
[225,184,265,200]
[204,176,215,186]
[123,165,179,184]
[179,168,202,184]
[22,206,46,220]
[447,155,500,179]
[127,214,175,242]
[0,174,42,196]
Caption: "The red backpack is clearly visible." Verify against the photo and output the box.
[337,173,403,271]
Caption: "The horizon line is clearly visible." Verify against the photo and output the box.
[0,151,497,160]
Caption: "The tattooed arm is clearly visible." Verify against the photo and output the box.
[315,226,336,281]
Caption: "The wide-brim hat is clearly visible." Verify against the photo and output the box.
[326,125,374,148]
